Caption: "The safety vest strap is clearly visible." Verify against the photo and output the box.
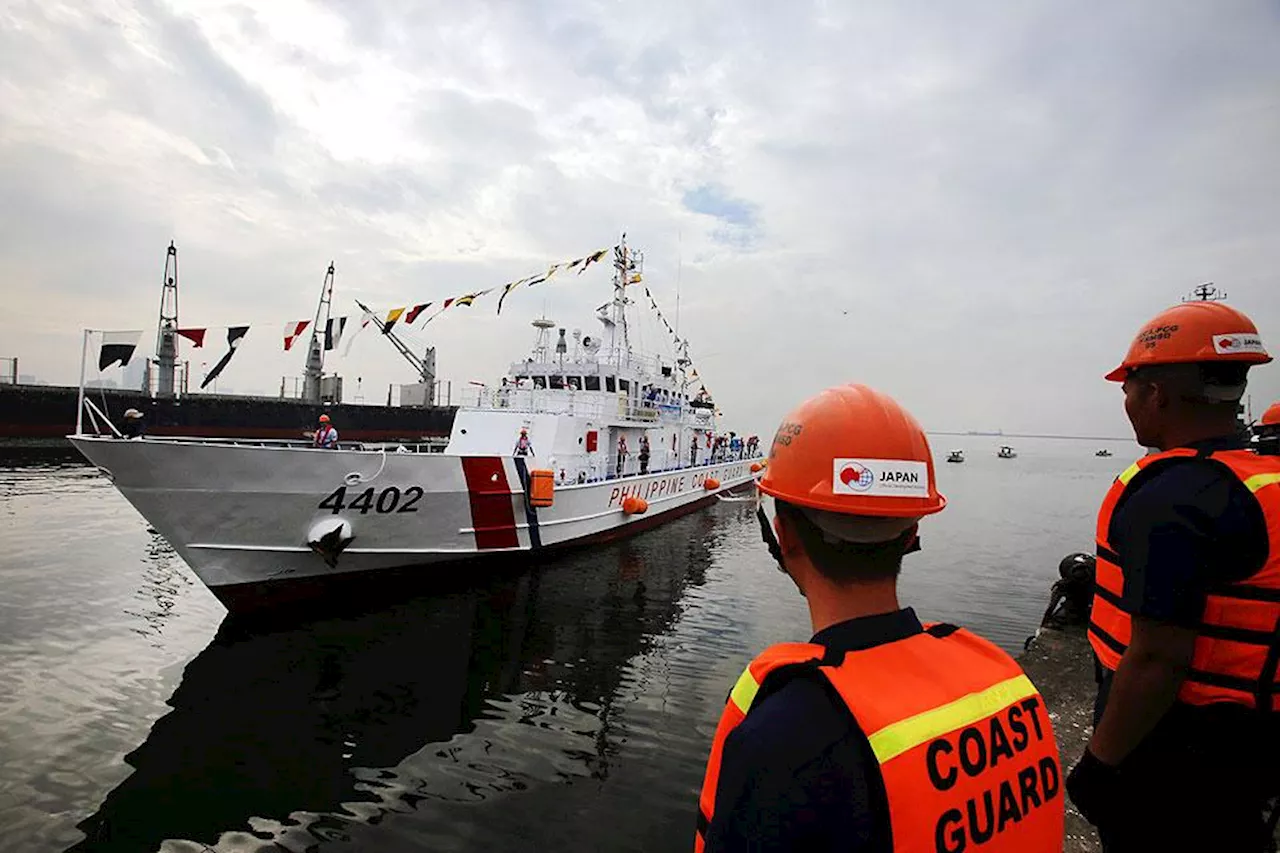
[695,643,825,851]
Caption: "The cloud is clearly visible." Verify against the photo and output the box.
[0,0,1277,437]
[682,184,758,246]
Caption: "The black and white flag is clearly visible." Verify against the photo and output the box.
[200,326,249,389]
[98,331,143,371]
[324,316,347,351]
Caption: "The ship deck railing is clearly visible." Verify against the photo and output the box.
[458,386,715,427]
[527,448,764,487]
[73,434,451,453]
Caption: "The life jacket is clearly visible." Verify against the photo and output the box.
[314,426,337,448]
[1089,447,1280,709]
[696,625,1063,852]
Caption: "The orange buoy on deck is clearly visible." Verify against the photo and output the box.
[529,469,555,507]
[703,478,721,491]
[750,462,763,473]
[622,495,649,515]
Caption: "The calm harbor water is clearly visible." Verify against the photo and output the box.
[0,437,1135,852]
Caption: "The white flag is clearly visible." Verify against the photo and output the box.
[341,308,376,357]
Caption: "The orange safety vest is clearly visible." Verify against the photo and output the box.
[1089,447,1280,709]
[314,426,337,448]
[696,625,1063,852]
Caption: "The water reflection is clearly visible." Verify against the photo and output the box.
[121,531,194,646]
[68,508,729,852]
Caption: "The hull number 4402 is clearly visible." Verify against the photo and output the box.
[318,485,423,514]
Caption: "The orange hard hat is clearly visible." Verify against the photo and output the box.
[1105,301,1271,382]
[1262,402,1280,427]
[319,414,331,423]
[758,384,945,519]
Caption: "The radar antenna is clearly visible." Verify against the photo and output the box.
[1183,282,1227,303]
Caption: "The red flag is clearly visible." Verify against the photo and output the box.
[442,297,455,310]
[405,303,432,324]
[176,328,206,348]
[283,320,310,351]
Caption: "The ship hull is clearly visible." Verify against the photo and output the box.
[70,435,758,612]
[0,383,455,444]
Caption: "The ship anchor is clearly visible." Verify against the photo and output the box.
[307,519,355,568]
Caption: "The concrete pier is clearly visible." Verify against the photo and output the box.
[1020,626,1103,852]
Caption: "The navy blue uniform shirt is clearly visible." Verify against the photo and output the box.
[702,609,923,853]
[1094,433,1269,724]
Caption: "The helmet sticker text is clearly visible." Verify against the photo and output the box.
[832,458,930,498]
[1212,333,1267,356]
[770,421,803,453]
[1137,324,1178,350]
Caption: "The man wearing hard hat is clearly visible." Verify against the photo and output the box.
[696,384,1064,852]
[311,414,338,449]
[1256,401,1280,457]
[1067,302,1280,851]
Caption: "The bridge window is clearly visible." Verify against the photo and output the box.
[605,376,616,393]
[584,375,601,391]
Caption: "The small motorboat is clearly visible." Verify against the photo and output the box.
[1095,449,1113,457]
[997,445,1017,459]
[946,450,965,463]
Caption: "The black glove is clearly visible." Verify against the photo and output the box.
[1066,748,1123,829]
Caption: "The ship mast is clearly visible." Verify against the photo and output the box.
[609,234,641,366]
[154,241,179,397]
[531,316,557,363]
[303,262,335,403]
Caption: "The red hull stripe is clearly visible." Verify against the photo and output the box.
[461,457,520,550]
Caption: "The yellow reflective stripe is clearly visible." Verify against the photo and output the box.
[867,675,1039,764]
[1117,462,1142,485]
[1243,472,1280,494]
[729,667,760,715]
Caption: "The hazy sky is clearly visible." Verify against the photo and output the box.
[2,0,1278,437]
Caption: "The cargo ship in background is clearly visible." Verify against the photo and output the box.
[0,242,457,446]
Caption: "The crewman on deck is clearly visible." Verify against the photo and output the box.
[639,434,651,474]
[121,408,145,439]
[616,434,628,477]
[513,427,534,457]
[697,383,1064,852]
[1067,301,1280,851]
[312,414,338,449]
